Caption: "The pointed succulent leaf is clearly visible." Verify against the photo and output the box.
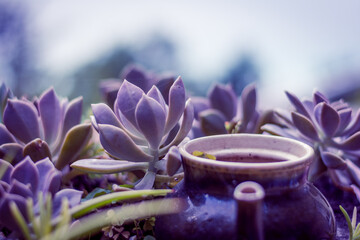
[346,160,360,187]
[92,103,121,128]
[0,143,24,165]
[39,88,62,145]
[191,97,210,120]
[261,124,298,139]
[115,80,144,126]
[0,193,28,231]
[155,75,176,103]
[9,179,33,199]
[291,112,319,141]
[55,123,93,170]
[337,132,360,151]
[320,151,346,169]
[164,77,186,134]
[3,99,40,143]
[99,79,122,108]
[147,86,167,111]
[135,171,156,190]
[166,146,182,176]
[313,91,328,104]
[199,109,227,136]
[241,83,257,124]
[135,95,166,149]
[331,99,349,111]
[71,159,148,174]
[0,123,16,145]
[209,84,237,121]
[36,158,61,195]
[52,189,82,217]
[308,156,328,182]
[23,138,52,162]
[62,96,83,136]
[302,100,315,115]
[343,109,360,136]
[0,83,13,122]
[285,91,310,118]
[11,156,39,195]
[0,159,13,183]
[161,99,194,153]
[120,65,154,92]
[98,124,152,162]
[337,108,352,134]
[314,102,339,137]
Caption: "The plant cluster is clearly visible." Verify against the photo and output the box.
[1,64,360,239]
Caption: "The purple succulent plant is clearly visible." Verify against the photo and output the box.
[191,83,260,137]
[0,83,13,123]
[100,64,176,108]
[78,76,193,189]
[0,156,82,233]
[262,90,360,198]
[0,87,92,170]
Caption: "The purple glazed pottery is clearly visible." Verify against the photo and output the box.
[155,134,336,240]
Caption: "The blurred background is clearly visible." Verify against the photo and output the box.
[1,0,360,110]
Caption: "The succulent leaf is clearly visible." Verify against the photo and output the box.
[285,91,310,118]
[23,138,52,162]
[135,95,166,149]
[0,123,16,145]
[155,75,176,103]
[98,124,152,162]
[0,159,13,183]
[320,151,346,169]
[9,180,33,199]
[337,108,353,134]
[120,64,154,92]
[0,193,28,231]
[39,88,62,145]
[55,123,93,170]
[338,132,360,151]
[241,83,257,124]
[191,97,210,120]
[3,99,40,143]
[166,146,182,176]
[0,143,24,165]
[315,103,340,137]
[291,112,319,140]
[164,77,186,134]
[71,159,148,174]
[11,156,39,195]
[135,171,156,190]
[209,84,237,121]
[147,86,167,112]
[92,103,122,129]
[313,91,328,104]
[62,96,83,137]
[52,189,82,217]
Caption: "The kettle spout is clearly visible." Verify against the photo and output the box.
[234,181,265,240]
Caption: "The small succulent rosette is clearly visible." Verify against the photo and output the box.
[0,156,82,232]
[0,86,92,170]
[74,76,194,189]
[262,90,360,198]
[191,82,259,137]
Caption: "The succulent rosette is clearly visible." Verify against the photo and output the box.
[72,76,194,189]
[191,83,260,137]
[262,90,360,198]
[0,156,82,232]
[100,64,176,108]
[0,86,92,170]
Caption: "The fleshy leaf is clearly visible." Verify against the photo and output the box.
[0,193,28,231]
[164,77,186,134]
[135,171,156,190]
[147,86,167,112]
[92,103,121,129]
[55,123,93,170]
[343,109,360,136]
[166,146,182,176]
[337,108,352,134]
[313,91,328,104]
[199,109,227,136]
[71,159,148,174]
[11,156,39,195]
[285,91,310,118]
[9,179,33,199]
[191,97,210,120]
[315,103,339,137]
[23,138,52,162]
[0,143,24,165]
[115,80,144,126]
[320,151,346,169]
[241,83,257,124]
[209,84,237,121]
[0,159,13,183]
[155,75,176,103]
[337,132,360,151]
[36,158,61,195]
[120,65,154,92]
[0,123,16,145]
[135,95,166,149]
[3,99,40,143]
[53,189,82,217]
[62,97,83,137]
[98,124,152,162]
[291,112,319,141]
[39,88,62,145]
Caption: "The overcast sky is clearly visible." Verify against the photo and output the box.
[27,0,360,107]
